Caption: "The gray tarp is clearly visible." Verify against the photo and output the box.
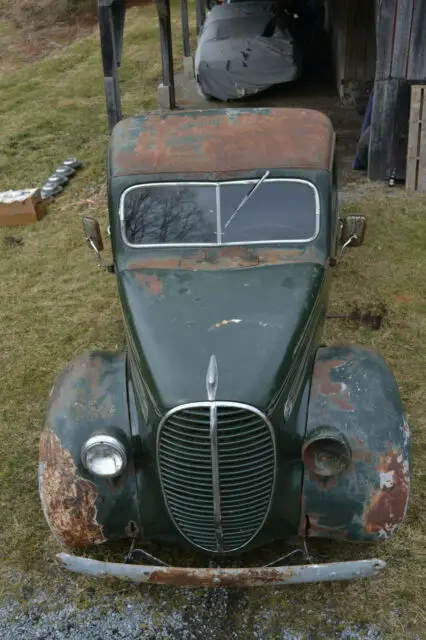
[194,2,301,102]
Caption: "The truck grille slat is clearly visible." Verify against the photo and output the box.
[164,485,214,501]
[158,403,275,553]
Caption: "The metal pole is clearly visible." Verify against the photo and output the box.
[181,0,191,58]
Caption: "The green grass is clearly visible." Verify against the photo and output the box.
[0,7,425,638]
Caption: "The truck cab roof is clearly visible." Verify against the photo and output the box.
[109,107,335,180]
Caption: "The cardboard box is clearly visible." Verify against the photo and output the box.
[0,189,48,227]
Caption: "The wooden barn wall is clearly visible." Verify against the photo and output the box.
[369,0,426,180]
[329,0,376,104]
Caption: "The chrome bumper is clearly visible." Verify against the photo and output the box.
[57,553,386,587]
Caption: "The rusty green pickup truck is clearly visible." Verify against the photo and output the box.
[39,108,410,587]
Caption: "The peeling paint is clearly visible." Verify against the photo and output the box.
[214,318,242,328]
[126,245,324,273]
[133,272,164,296]
[39,429,106,548]
[301,346,410,543]
[379,471,395,489]
[57,552,387,585]
[111,109,334,178]
[311,359,355,412]
[365,450,409,538]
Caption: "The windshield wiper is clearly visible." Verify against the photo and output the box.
[224,170,270,229]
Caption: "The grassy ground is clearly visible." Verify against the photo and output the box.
[0,6,425,638]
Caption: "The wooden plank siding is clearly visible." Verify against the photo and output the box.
[329,0,375,104]
[369,0,426,180]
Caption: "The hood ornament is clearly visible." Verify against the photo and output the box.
[206,355,218,401]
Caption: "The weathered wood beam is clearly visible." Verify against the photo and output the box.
[181,0,191,58]
[155,0,176,109]
[195,0,206,35]
[328,0,375,104]
[369,0,423,180]
[98,0,123,132]
[406,1,426,79]
[369,79,401,180]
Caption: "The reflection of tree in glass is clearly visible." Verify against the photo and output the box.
[125,186,216,244]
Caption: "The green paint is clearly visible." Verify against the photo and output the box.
[39,109,409,556]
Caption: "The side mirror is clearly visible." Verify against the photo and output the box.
[82,216,114,273]
[83,216,104,252]
[340,215,367,247]
[339,215,367,258]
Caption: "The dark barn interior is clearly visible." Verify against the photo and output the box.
[97,0,426,184]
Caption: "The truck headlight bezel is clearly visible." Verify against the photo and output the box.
[302,427,351,477]
[81,435,127,479]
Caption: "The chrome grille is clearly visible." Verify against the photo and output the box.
[157,403,276,553]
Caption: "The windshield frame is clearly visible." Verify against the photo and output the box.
[119,178,320,248]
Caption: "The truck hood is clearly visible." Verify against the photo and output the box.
[119,262,325,411]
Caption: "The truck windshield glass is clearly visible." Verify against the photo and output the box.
[122,179,318,246]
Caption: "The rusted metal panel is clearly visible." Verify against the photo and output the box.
[300,345,410,542]
[39,429,106,547]
[364,443,410,538]
[39,352,142,547]
[125,245,324,273]
[110,109,334,178]
[57,553,386,586]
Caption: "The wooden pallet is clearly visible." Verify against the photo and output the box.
[406,85,426,192]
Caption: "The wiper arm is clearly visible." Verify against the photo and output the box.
[224,170,270,229]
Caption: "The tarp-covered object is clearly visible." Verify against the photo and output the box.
[195,2,302,102]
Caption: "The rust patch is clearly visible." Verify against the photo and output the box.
[312,359,346,395]
[311,359,355,411]
[133,272,163,295]
[48,356,116,424]
[334,397,354,411]
[111,109,334,177]
[364,450,409,538]
[127,246,323,272]
[351,437,373,464]
[148,567,292,587]
[39,429,106,548]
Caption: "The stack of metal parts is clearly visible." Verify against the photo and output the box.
[40,158,84,199]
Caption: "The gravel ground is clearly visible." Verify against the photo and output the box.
[0,586,385,640]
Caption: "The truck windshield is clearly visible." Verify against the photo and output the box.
[122,179,319,246]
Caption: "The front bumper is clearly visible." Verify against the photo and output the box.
[57,553,386,587]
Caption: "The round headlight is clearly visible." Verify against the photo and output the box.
[81,435,127,479]
[302,427,351,477]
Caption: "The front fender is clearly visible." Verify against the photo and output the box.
[39,351,141,548]
[300,345,410,541]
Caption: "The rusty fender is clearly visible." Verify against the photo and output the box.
[57,553,386,586]
[39,351,141,548]
[300,345,410,542]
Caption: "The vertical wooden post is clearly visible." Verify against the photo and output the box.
[195,0,205,35]
[112,0,126,68]
[155,0,176,109]
[181,0,191,58]
[98,0,123,133]
[328,0,375,105]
